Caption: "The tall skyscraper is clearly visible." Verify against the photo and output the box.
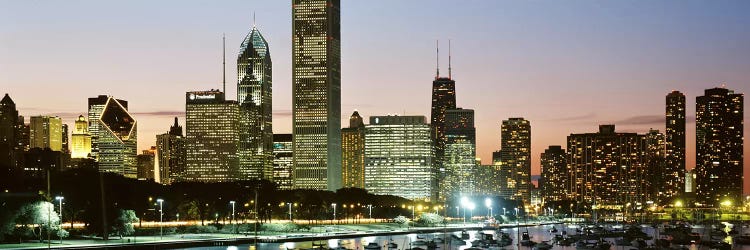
[95,97,137,178]
[29,116,63,151]
[695,87,743,204]
[292,0,342,191]
[273,133,293,190]
[499,118,531,203]
[567,125,648,207]
[540,145,567,202]
[645,129,665,202]
[364,115,435,201]
[341,111,365,188]
[665,90,686,200]
[185,90,239,182]
[0,94,19,180]
[155,117,185,184]
[430,76,456,182]
[237,25,273,181]
[61,124,69,154]
[472,164,501,196]
[440,108,475,201]
[88,95,128,160]
[70,115,92,159]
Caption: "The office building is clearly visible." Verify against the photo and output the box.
[440,108,475,201]
[364,115,434,201]
[137,146,156,180]
[499,118,531,203]
[0,94,19,180]
[431,76,456,180]
[273,133,293,190]
[95,97,137,178]
[341,111,365,188]
[70,115,92,159]
[29,116,63,151]
[238,25,273,181]
[540,145,567,202]
[292,0,342,191]
[645,129,665,202]
[567,125,648,208]
[88,95,128,160]
[695,87,743,204]
[185,90,239,182]
[473,164,501,196]
[155,117,185,184]
[61,124,69,154]
[665,91,686,199]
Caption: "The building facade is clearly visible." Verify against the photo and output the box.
[292,0,342,191]
[185,90,239,182]
[137,146,156,180]
[440,108,475,201]
[155,117,185,184]
[364,115,435,201]
[29,116,63,151]
[71,115,92,159]
[499,118,531,203]
[695,87,743,204]
[341,111,365,188]
[273,133,293,190]
[95,97,137,178]
[237,26,273,181]
[540,145,567,202]
[665,91,686,199]
[430,77,456,182]
[88,95,128,160]
[0,94,19,181]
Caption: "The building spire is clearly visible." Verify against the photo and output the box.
[222,33,226,94]
[448,39,452,80]
[436,40,440,79]
[253,12,256,29]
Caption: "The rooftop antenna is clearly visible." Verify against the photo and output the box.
[448,39,452,79]
[436,40,440,79]
[222,33,226,94]
[253,12,256,29]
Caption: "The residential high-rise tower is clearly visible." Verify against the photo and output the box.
[665,91,686,200]
[499,118,531,203]
[341,111,365,188]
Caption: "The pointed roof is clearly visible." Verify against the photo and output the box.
[1,93,15,106]
[239,26,270,58]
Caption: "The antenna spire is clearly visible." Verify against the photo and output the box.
[448,39,452,79]
[253,12,256,28]
[436,40,440,79]
[222,33,226,94]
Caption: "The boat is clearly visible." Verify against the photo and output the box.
[532,241,553,250]
[550,226,558,233]
[364,242,381,250]
[387,241,398,249]
[461,230,470,239]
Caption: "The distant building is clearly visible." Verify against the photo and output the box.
[292,0,342,191]
[273,133,293,190]
[88,95,128,160]
[29,116,63,151]
[341,111,365,188]
[685,169,696,193]
[567,125,648,208]
[94,97,137,178]
[70,115,92,159]
[185,90,239,182]
[237,25,273,181]
[430,76,457,183]
[0,94,19,180]
[61,124,69,154]
[695,87,743,204]
[499,118,531,203]
[493,150,514,199]
[665,91,686,199]
[473,164,501,196]
[23,148,65,178]
[364,115,435,201]
[155,117,185,184]
[540,145,567,202]
[440,108,475,201]
[645,129,666,202]
[137,147,156,180]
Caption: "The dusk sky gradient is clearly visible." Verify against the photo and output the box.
[2,1,748,192]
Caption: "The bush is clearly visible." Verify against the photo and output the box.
[178,225,218,234]
[394,216,410,227]
[414,213,444,227]
[261,223,298,232]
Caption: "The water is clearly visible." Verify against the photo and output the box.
[179,223,750,250]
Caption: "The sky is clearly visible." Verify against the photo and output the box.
[1,1,749,192]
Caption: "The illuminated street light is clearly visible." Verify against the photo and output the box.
[156,198,164,239]
[229,201,236,231]
[55,196,64,244]
[485,198,492,218]
[332,203,337,221]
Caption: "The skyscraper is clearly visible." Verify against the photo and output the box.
[29,116,63,151]
[499,118,531,203]
[273,133,293,190]
[665,90,685,200]
[440,108,475,201]
[430,76,456,182]
[645,129,665,202]
[567,125,648,207]
[88,95,128,160]
[137,146,156,180]
[70,115,92,159]
[237,25,273,181]
[61,124,69,154]
[341,111,365,188]
[95,97,137,178]
[695,87,743,204]
[364,115,435,201]
[540,145,567,202]
[292,0,342,191]
[0,94,19,181]
[155,117,185,184]
[185,90,239,182]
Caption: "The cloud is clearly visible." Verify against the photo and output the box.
[615,115,696,125]
[130,111,184,117]
[542,112,597,122]
[273,110,293,117]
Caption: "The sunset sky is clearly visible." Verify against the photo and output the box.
[1,1,748,192]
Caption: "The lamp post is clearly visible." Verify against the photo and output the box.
[485,198,492,218]
[55,196,64,244]
[332,203,337,223]
[468,202,476,223]
[460,196,469,224]
[229,201,236,233]
[515,207,520,249]
[503,207,506,216]
[156,199,164,240]
[288,202,293,221]
[368,204,372,219]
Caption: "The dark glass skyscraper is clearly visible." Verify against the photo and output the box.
[237,25,273,181]
[88,95,128,160]
[0,94,19,183]
[156,117,185,184]
[695,87,743,204]
[665,91,685,199]
[430,77,456,179]
[292,0,342,191]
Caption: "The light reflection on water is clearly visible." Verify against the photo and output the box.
[177,223,750,250]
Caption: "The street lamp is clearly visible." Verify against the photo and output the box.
[55,196,64,244]
[468,202,476,223]
[503,207,506,216]
[368,204,373,219]
[485,198,492,218]
[460,196,469,224]
[229,201,236,228]
[332,203,337,222]
[156,198,164,240]
[288,202,293,221]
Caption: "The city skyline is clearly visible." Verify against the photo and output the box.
[2,1,749,192]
